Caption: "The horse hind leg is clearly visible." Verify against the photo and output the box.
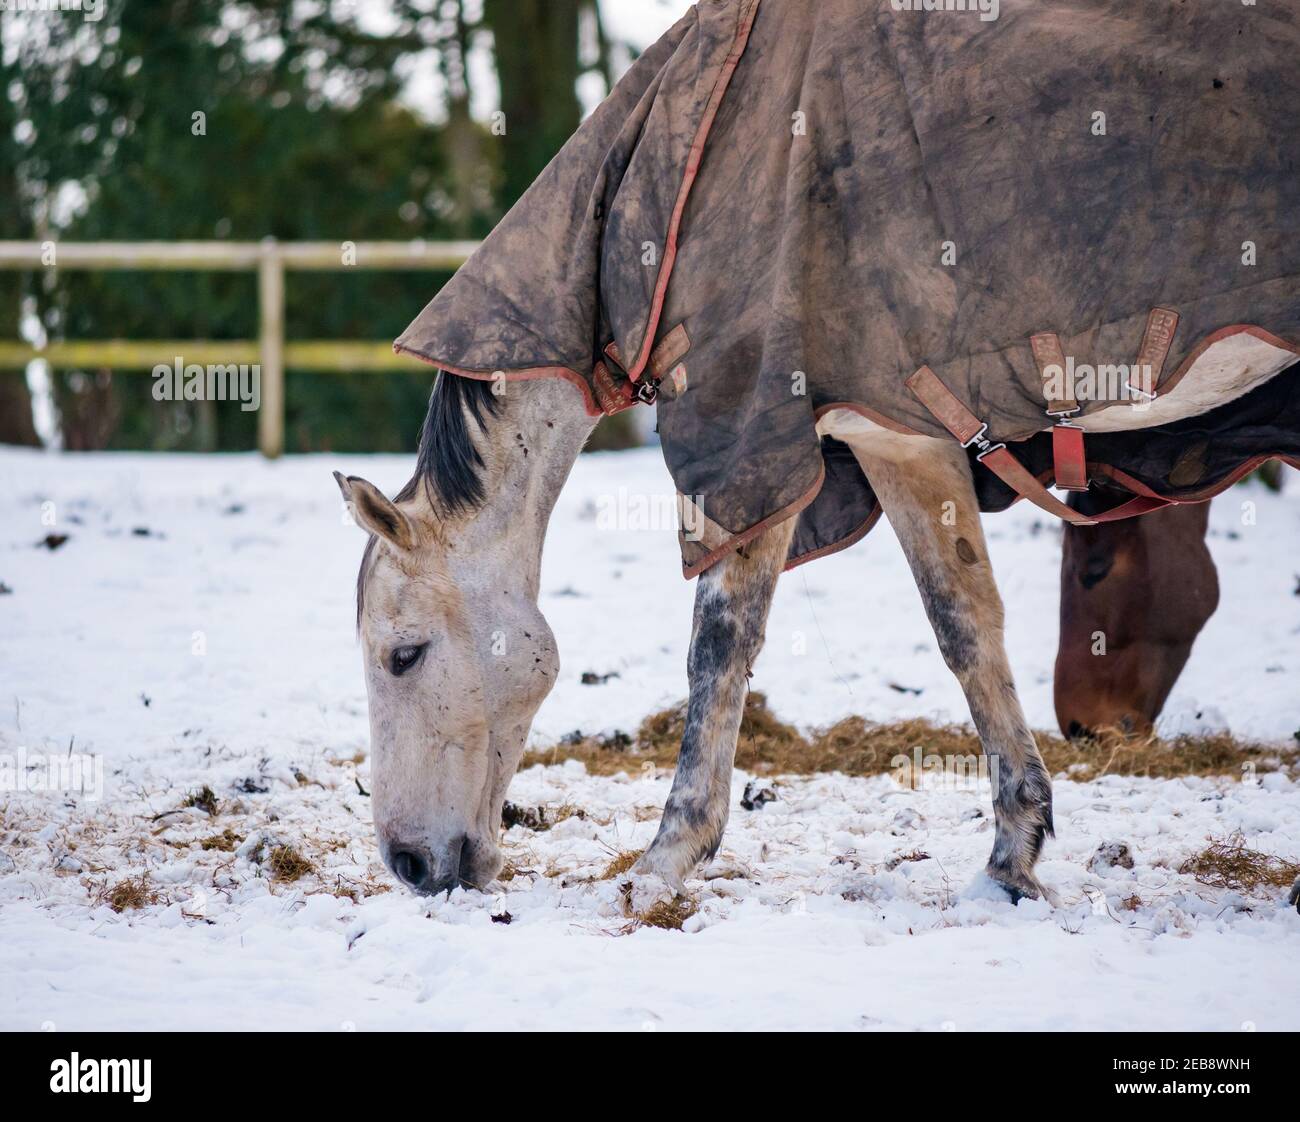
[629,516,796,899]
[842,427,1054,902]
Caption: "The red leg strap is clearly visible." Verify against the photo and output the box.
[1051,424,1089,491]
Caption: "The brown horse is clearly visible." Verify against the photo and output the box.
[1055,463,1287,737]
[1055,499,1218,737]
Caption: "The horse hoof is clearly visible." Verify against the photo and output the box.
[975,868,1057,908]
[621,865,685,916]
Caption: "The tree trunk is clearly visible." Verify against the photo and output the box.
[483,0,581,210]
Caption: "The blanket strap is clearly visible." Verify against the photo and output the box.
[905,366,1184,527]
[906,365,1098,524]
[592,360,640,416]
[1031,332,1089,492]
[1132,307,1180,399]
[595,342,666,415]
[595,328,691,415]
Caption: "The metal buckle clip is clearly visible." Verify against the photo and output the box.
[960,422,1006,462]
[634,377,661,406]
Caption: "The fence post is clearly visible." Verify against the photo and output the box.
[257,238,285,458]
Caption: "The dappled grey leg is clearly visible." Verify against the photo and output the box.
[848,434,1054,903]
[630,518,796,893]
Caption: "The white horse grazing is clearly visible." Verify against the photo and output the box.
[338,0,1300,908]
[338,372,1060,903]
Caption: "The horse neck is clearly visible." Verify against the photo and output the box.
[448,379,597,597]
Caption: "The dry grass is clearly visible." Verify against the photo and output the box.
[1041,729,1297,781]
[598,848,643,881]
[198,828,243,852]
[267,844,315,882]
[327,872,392,902]
[521,691,1298,782]
[625,895,697,932]
[100,875,159,913]
[1179,832,1300,894]
[182,785,220,816]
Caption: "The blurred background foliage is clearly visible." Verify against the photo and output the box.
[0,0,642,452]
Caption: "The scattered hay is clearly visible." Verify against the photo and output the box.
[182,785,220,816]
[497,860,526,883]
[100,875,159,913]
[617,876,698,932]
[598,848,643,881]
[198,828,243,852]
[267,844,315,882]
[1179,832,1300,894]
[521,691,1299,781]
[1042,728,1296,781]
[626,895,697,932]
[1119,894,1144,912]
[328,872,391,902]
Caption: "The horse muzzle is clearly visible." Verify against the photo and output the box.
[384,835,497,896]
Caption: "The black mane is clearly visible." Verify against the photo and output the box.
[403,372,501,513]
[356,373,500,624]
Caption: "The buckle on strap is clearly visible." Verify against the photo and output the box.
[634,377,661,406]
[960,422,1006,462]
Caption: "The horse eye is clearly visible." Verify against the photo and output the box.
[389,644,427,676]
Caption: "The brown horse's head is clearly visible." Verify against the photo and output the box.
[1055,496,1218,738]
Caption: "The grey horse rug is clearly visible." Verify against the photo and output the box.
[396,0,1300,577]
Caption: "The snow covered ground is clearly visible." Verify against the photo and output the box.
[1,445,1298,1031]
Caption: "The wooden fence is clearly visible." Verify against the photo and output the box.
[0,240,478,457]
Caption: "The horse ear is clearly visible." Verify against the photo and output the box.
[333,471,416,551]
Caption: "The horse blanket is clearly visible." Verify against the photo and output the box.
[396,0,1300,577]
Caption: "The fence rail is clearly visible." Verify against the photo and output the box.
[0,239,478,456]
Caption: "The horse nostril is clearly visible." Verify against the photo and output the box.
[391,848,428,888]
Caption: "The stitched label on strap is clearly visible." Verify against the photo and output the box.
[1133,307,1179,395]
[592,361,635,416]
[1031,332,1076,414]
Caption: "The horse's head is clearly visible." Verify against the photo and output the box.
[1054,499,1218,738]
[334,378,587,895]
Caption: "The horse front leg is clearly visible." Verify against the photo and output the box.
[845,430,1055,903]
[629,517,796,899]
